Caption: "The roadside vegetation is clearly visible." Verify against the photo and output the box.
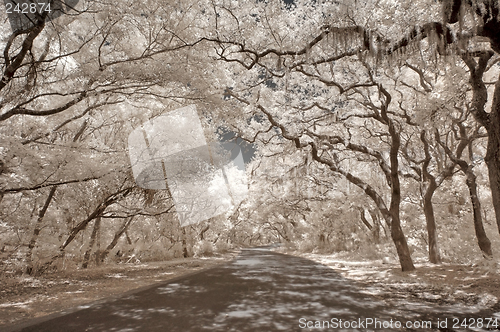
[1,0,500,325]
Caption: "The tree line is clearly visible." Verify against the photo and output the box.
[0,0,499,273]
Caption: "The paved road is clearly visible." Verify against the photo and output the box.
[3,247,498,332]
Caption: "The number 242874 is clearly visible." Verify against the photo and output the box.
[5,2,51,14]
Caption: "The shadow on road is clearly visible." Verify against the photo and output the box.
[3,247,495,331]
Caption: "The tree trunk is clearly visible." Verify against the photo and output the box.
[95,217,101,266]
[315,145,414,270]
[26,186,57,275]
[420,131,442,264]
[485,77,500,236]
[81,217,100,269]
[125,229,132,245]
[99,217,134,263]
[0,22,45,92]
[384,97,415,272]
[38,187,133,271]
[389,205,415,271]
[369,210,383,242]
[62,188,132,251]
[181,227,189,258]
[436,128,493,258]
[465,167,493,257]
[464,56,500,238]
[199,223,210,241]
[423,187,441,264]
[485,147,500,236]
[358,207,373,231]
[359,208,382,243]
[259,98,414,271]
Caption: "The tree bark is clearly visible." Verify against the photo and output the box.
[95,216,101,266]
[422,186,441,263]
[420,131,442,264]
[60,187,132,252]
[181,227,189,258]
[369,209,383,241]
[81,217,101,269]
[99,217,134,263]
[358,207,373,231]
[38,187,132,272]
[485,76,500,236]
[26,186,57,275]
[381,87,415,272]
[199,223,210,241]
[386,164,414,270]
[465,167,493,257]
[124,230,132,245]
[0,21,45,92]
[436,130,493,257]
[463,55,500,237]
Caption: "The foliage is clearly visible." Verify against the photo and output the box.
[1,0,500,275]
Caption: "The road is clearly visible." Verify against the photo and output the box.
[3,247,497,332]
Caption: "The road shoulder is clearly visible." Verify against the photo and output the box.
[0,251,239,328]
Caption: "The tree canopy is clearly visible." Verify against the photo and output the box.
[1,0,499,273]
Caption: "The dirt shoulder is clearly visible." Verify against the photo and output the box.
[286,250,500,317]
[0,252,238,328]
